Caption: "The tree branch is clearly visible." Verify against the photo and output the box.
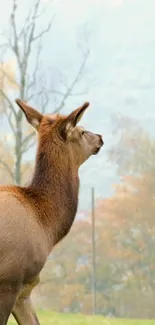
[21,131,35,151]
[55,49,90,113]
[35,0,54,19]
[39,91,50,113]
[28,88,86,104]
[0,159,14,180]
[0,89,17,118]
[32,15,55,42]
[19,7,33,40]
[27,42,42,100]
[21,138,35,154]
[4,110,16,135]
[10,0,21,67]
[23,0,41,62]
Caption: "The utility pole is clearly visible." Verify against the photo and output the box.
[91,187,97,314]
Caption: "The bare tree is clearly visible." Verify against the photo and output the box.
[0,0,90,185]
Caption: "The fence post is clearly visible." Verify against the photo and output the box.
[91,187,97,314]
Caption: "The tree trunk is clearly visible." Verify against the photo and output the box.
[14,83,25,185]
[14,114,22,185]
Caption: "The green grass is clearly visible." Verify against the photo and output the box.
[8,310,155,325]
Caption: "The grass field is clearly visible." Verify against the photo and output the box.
[8,310,155,325]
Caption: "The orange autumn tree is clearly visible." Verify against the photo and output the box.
[96,174,155,318]
[102,114,155,318]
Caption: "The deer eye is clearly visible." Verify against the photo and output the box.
[81,130,85,135]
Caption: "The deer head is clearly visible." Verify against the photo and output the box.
[16,99,104,168]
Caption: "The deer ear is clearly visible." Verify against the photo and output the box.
[62,102,90,139]
[15,99,43,131]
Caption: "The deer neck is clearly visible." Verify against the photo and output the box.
[29,143,79,247]
[31,143,79,190]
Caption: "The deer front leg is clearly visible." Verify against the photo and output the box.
[12,296,40,325]
[12,276,40,325]
[0,281,20,325]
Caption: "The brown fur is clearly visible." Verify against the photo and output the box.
[0,100,103,324]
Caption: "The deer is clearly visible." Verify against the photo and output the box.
[0,99,103,325]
